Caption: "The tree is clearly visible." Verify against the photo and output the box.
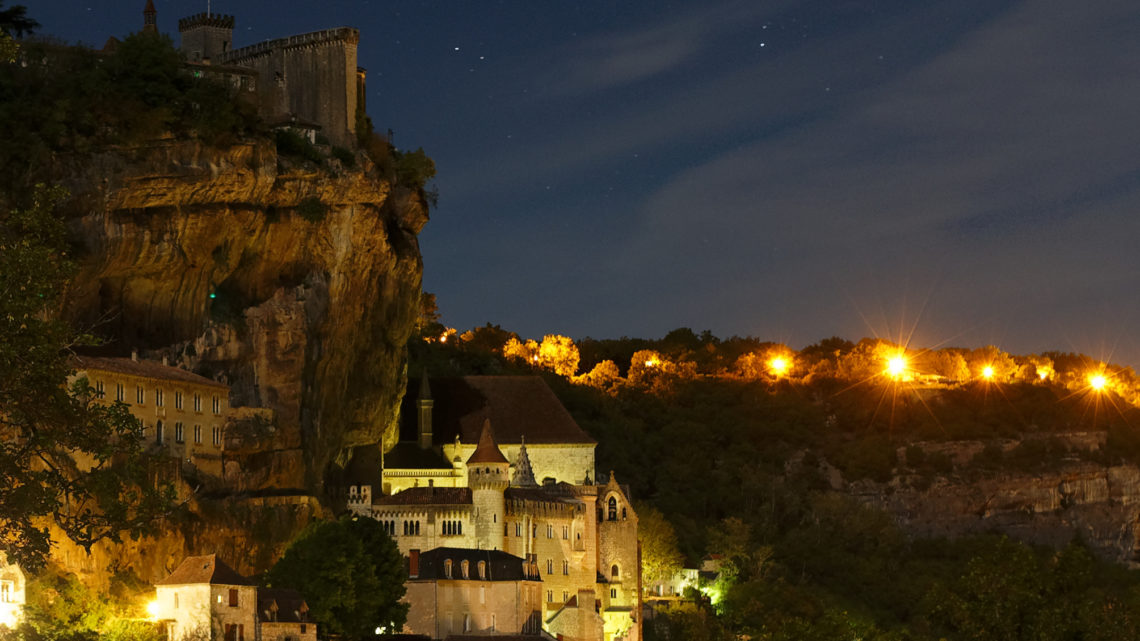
[0,3,38,38]
[637,505,684,590]
[0,186,174,571]
[265,516,408,639]
[538,334,580,378]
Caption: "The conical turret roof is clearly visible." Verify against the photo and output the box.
[467,419,509,465]
[511,436,538,487]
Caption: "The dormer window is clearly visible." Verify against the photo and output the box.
[461,560,470,579]
[608,497,617,521]
[478,561,486,579]
[443,559,452,578]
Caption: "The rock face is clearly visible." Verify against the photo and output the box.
[58,139,424,489]
[840,438,1140,564]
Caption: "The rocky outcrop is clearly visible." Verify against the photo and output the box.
[838,437,1140,564]
[58,139,425,490]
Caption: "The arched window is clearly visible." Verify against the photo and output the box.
[444,559,453,578]
[608,497,617,521]
[611,564,620,578]
[478,561,486,579]
[461,560,470,579]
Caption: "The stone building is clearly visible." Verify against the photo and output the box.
[0,553,25,629]
[152,554,317,641]
[352,415,640,641]
[403,547,543,638]
[73,354,230,478]
[164,5,365,148]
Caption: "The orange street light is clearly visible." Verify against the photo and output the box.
[768,356,790,377]
[1090,374,1108,391]
[982,366,995,380]
[886,355,907,379]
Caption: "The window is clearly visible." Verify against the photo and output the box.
[174,592,179,608]
[461,560,469,579]
[156,421,164,445]
[194,394,202,412]
[478,561,486,579]
[95,380,105,398]
[562,560,569,575]
[136,386,145,404]
[612,564,620,578]
[611,588,617,599]
[116,383,124,401]
[155,389,164,407]
[491,613,496,632]
[443,560,452,578]
[212,427,221,446]
[546,524,553,538]
[228,588,238,607]
[174,422,184,443]
[546,590,552,603]
[608,497,618,521]
[562,525,569,539]
[0,582,10,602]
[194,424,202,444]
[546,559,553,575]
[515,523,522,537]
[478,585,485,604]
[213,395,221,414]
[175,391,183,409]
[562,591,569,603]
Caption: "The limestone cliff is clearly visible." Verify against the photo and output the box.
[57,139,425,490]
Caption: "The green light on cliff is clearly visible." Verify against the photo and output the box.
[209,292,217,300]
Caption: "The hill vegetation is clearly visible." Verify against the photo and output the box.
[411,313,1140,640]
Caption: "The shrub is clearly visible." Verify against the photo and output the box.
[331,145,356,167]
[274,128,323,165]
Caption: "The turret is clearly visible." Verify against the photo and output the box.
[417,374,434,449]
[142,0,157,35]
[467,419,509,550]
[178,11,235,63]
[511,436,538,487]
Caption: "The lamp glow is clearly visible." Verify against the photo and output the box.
[145,600,161,621]
[982,366,995,380]
[1090,374,1107,391]
[886,355,907,379]
[768,357,790,376]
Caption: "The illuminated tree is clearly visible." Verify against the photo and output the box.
[637,505,684,590]
[503,337,540,365]
[537,334,580,377]
[966,346,1017,382]
[575,359,621,391]
[924,349,970,382]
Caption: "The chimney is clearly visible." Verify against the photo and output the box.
[408,549,420,578]
[131,349,139,362]
[417,375,434,449]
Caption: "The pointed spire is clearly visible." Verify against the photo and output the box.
[511,436,538,487]
[467,419,508,465]
[143,0,157,34]
[418,372,432,400]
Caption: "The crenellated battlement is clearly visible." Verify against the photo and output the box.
[178,13,235,31]
[221,27,359,65]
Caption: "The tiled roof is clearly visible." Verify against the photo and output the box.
[467,420,509,464]
[374,487,472,506]
[156,554,255,586]
[74,356,228,389]
[503,486,576,504]
[401,376,595,445]
[412,547,539,582]
[258,588,311,623]
[383,442,454,470]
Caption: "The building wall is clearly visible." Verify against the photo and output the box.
[181,24,234,62]
[0,555,25,628]
[597,489,640,641]
[222,29,360,147]
[441,442,595,486]
[374,505,478,554]
[260,621,317,641]
[209,584,257,640]
[73,367,229,467]
[153,584,213,641]
[383,467,464,495]
[405,579,541,638]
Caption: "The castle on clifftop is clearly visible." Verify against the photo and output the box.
[142,1,365,147]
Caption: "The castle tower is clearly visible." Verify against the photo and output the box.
[511,436,538,488]
[142,0,157,35]
[178,11,235,63]
[417,374,434,449]
[597,470,640,639]
[467,419,509,551]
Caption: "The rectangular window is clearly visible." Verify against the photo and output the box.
[546,590,552,603]
[95,380,105,398]
[611,588,617,598]
[155,389,164,407]
[212,427,221,446]
[228,588,238,607]
[546,524,552,538]
[175,422,184,443]
[136,386,144,404]
[175,391,183,409]
[515,523,522,537]
[156,421,164,445]
[547,559,552,574]
[213,395,221,414]
[116,383,124,401]
[194,425,202,444]
[562,525,569,539]
[562,591,569,603]
[562,560,569,575]
[1,581,10,602]
[194,394,201,412]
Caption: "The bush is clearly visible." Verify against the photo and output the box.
[331,145,356,167]
[274,128,323,165]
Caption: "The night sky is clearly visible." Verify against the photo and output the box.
[30,0,1140,367]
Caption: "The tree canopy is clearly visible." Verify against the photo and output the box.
[264,516,409,640]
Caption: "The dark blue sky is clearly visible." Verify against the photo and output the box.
[30,0,1140,368]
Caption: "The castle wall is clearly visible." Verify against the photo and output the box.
[405,579,541,637]
[374,505,478,554]
[442,443,596,486]
[223,29,360,148]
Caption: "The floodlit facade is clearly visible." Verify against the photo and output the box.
[0,553,25,629]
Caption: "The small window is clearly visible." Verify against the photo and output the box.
[175,422,184,443]
[136,386,145,404]
[612,564,620,578]
[212,426,221,446]
[461,560,469,579]
[562,560,569,575]
[194,424,202,444]
[194,394,202,412]
[515,523,522,537]
[116,383,125,401]
[156,420,164,445]
[174,592,179,608]
[478,561,486,579]
[213,395,221,414]
[562,525,569,539]
[444,559,452,578]
[608,497,618,521]
[547,590,553,602]
[479,585,485,603]
[155,388,164,407]
[611,587,617,599]
[546,559,552,574]
[175,391,183,409]
[546,524,553,538]
[95,380,105,398]
[562,591,569,602]
[228,588,238,607]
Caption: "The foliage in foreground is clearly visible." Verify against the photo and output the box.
[0,186,174,571]
[264,516,409,640]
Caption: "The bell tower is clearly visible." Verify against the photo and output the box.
[467,419,509,551]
